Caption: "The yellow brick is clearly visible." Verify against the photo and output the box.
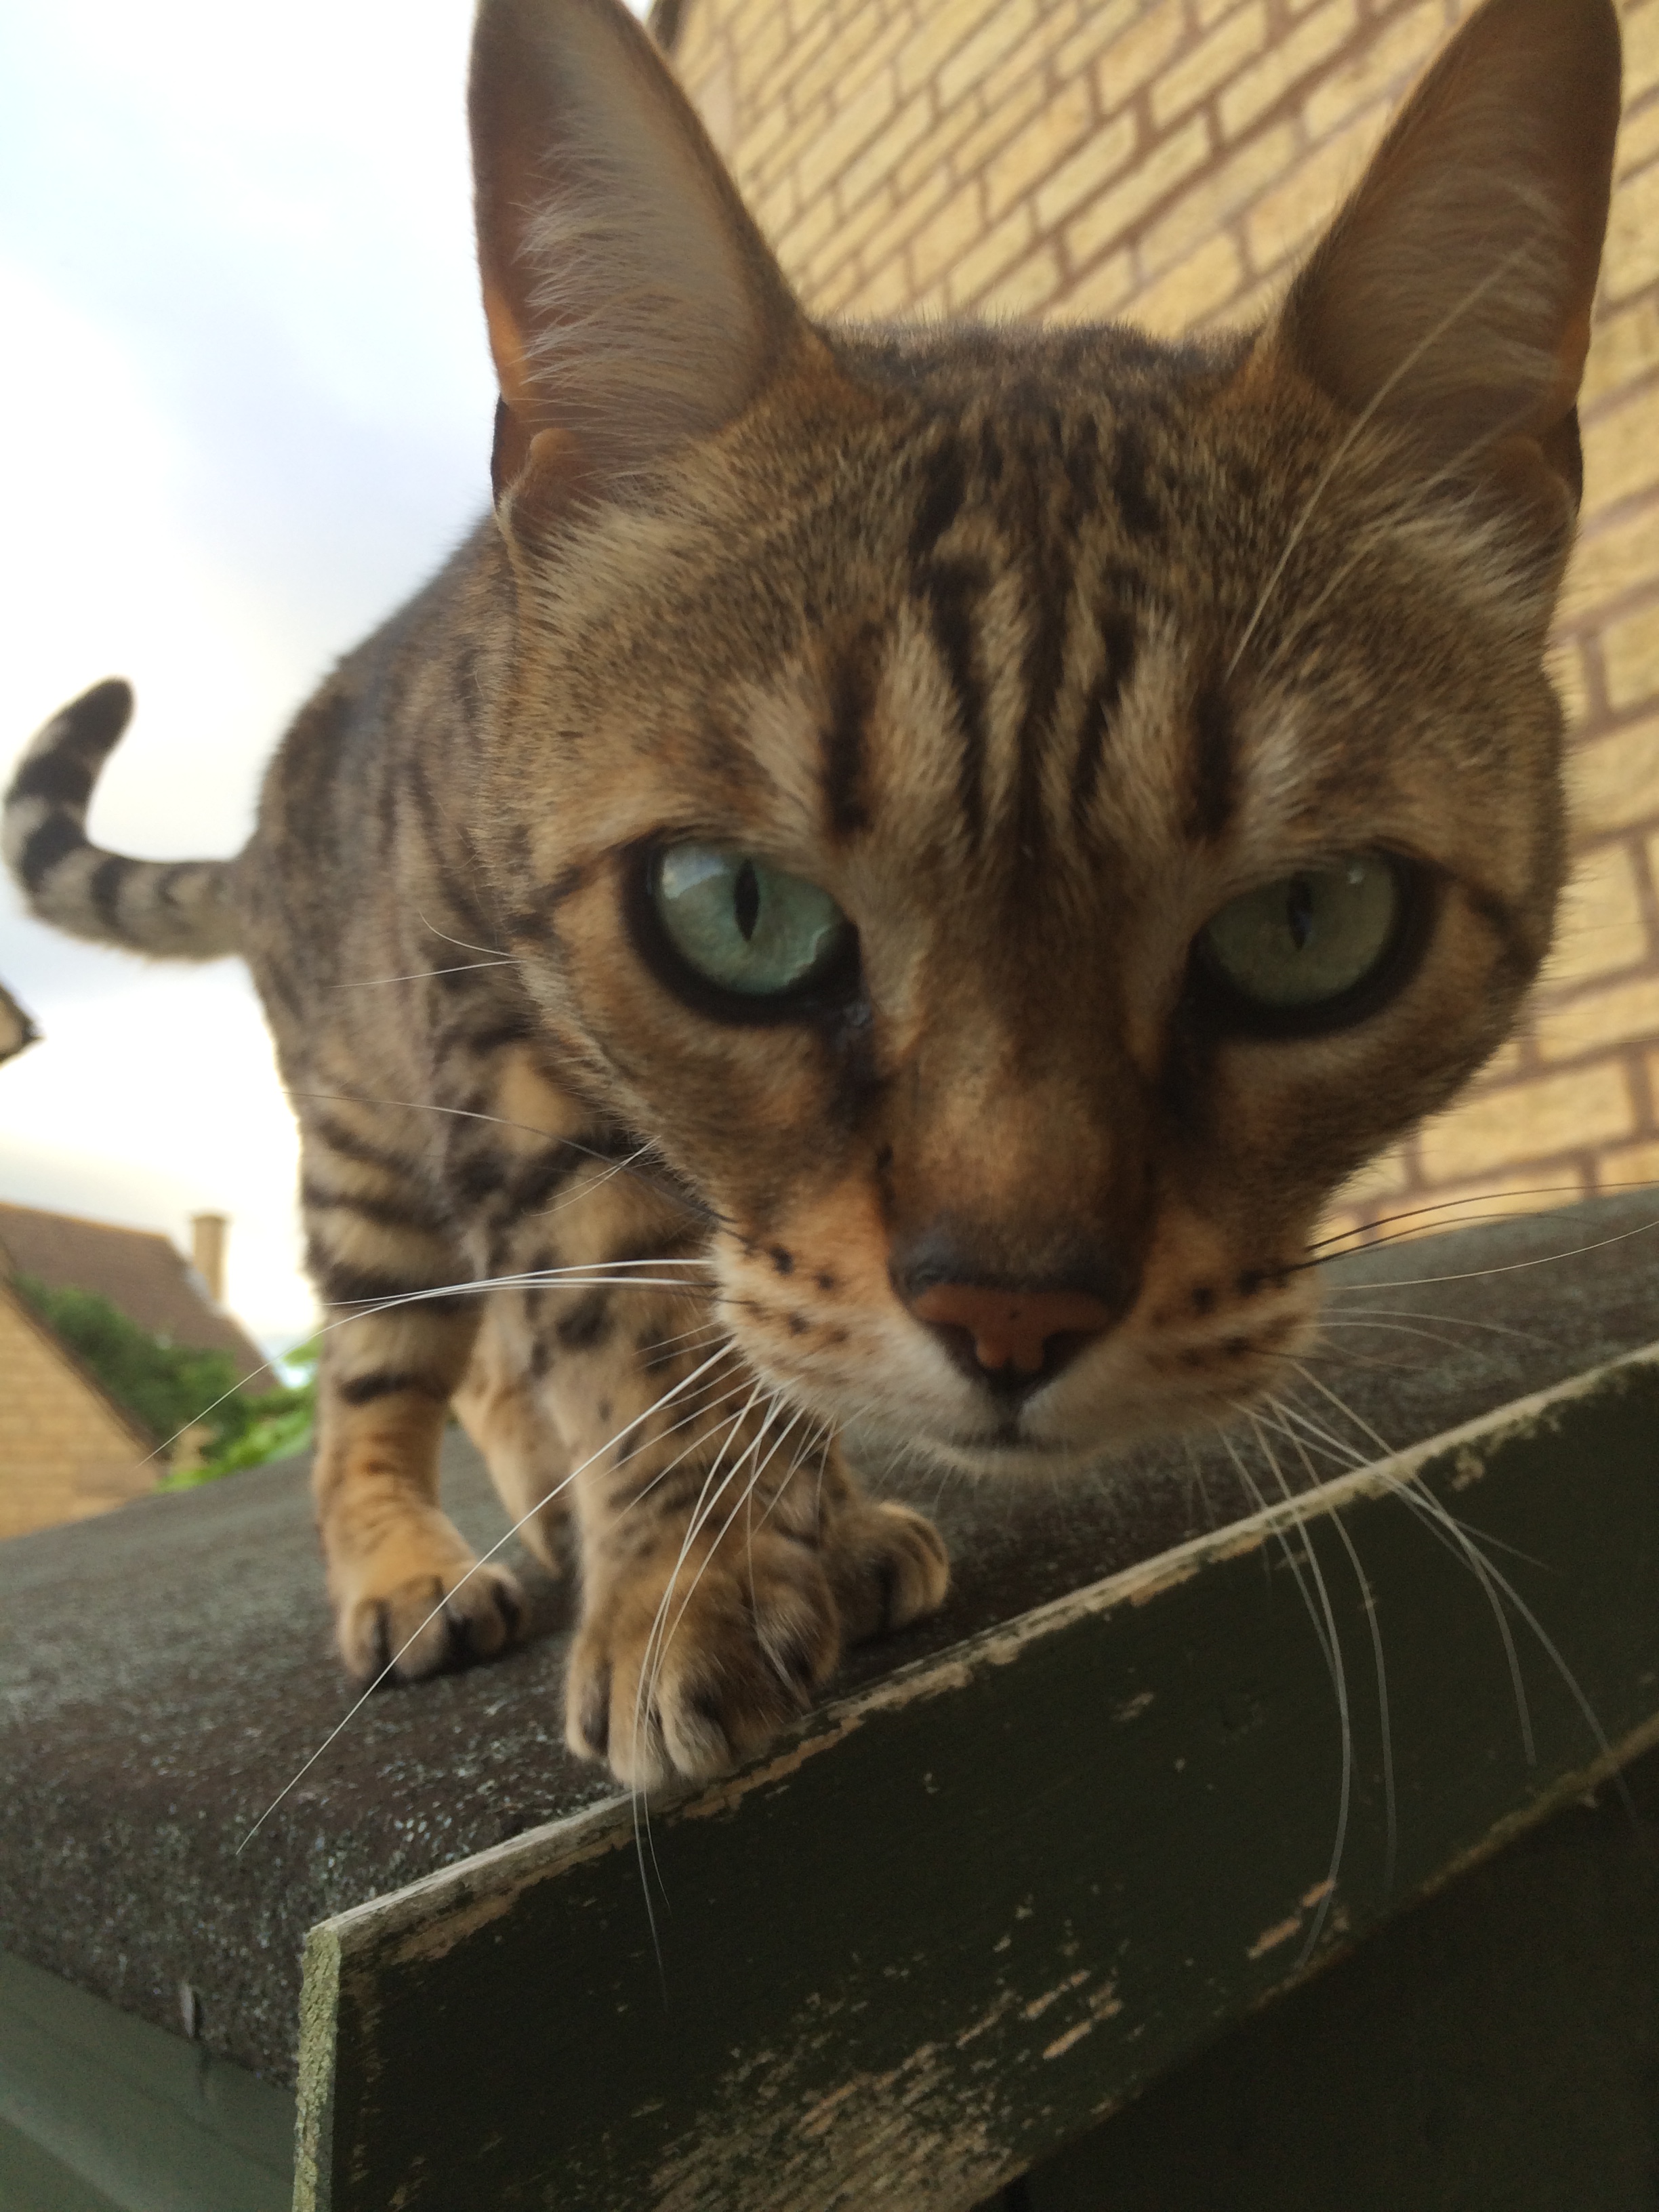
[1618,100,1659,177]
[1244,106,1378,273]
[1382,1165,1593,1236]
[1052,246,1137,322]
[945,201,1037,311]
[1331,1143,1412,1210]
[1582,382,1659,518]
[1219,0,1357,141]
[980,242,1066,319]
[917,75,1052,209]
[843,162,962,293]
[985,80,1099,222]
[1595,1138,1659,1195]
[1550,642,1591,731]
[1535,973,1659,1063]
[1151,3,1269,128]
[1605,155,1659,304]
[1051,0,1148,91]
[795,64,899,207]
[1568,717,1659,838]
[1140,121,1296,277]
[837,89,937,216]
[1551,842,1653,982]
[938,0,1041,108]
[909,186,987,293]
[1603,600,1659,712]
[1303,0,1444,142]
[1564,500,1659,620]
[1628,0,1659,104]
[1031,111,1141,232]
[1088,0,1187,119]
[844,253,918,319]
[1416,1064,1633,1183]
[895,0,1005,102]
[1065,115,1212,266]
[777,183,847,281]
[1132,230,1246,335]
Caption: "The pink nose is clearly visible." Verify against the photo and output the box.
[908,1283,1116,1376]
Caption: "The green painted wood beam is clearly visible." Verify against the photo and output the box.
[295,1342,1659,2211]
[0,1951,292,2212]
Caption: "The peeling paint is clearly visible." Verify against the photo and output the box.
[1247,1914,1303,1961]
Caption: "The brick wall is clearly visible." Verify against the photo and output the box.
[669,0,1659,1240]
[0,1284,153,1541]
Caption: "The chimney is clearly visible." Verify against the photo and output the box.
[191,1212,228,1303]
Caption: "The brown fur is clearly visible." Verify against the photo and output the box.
[3,0,1620,1788]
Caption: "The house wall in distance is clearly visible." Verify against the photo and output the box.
[668,0,1659,1242]
[0,1283,153,1541]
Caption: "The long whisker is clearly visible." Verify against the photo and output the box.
[332,960,518,988]
[1227,237,1551,681]
[235,1335,744,1852]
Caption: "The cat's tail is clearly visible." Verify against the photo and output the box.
[3,680,241,959]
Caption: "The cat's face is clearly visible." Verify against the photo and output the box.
[466,0,1613,1475]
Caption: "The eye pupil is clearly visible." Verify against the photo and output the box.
[734,859,760,942]
[1286,876,1314,952]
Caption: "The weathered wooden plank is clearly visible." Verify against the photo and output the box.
[295,1343,1659,2211]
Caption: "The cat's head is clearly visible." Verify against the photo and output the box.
[468,0,1618,1473]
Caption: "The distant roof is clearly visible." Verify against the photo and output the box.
[0,980,38,1066]
[0,1202,273,1389]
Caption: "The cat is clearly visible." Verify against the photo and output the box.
[3,0,1620,1793]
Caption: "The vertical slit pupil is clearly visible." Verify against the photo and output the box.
[734,860,761,943]
[1286,876,1315,952]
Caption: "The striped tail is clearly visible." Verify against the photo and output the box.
[3,680,240,959]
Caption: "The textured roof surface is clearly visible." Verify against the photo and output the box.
[0,1201,272,1387]
[1,1193,1656,2089]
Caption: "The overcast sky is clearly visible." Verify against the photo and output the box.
[0,0,649,1353]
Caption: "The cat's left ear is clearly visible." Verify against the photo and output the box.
[1272,0,1620,519]
[470,0,804,506]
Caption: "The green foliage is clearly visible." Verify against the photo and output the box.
[14,1275,315,1484]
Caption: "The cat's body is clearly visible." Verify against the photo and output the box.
[4,0,1620,1788]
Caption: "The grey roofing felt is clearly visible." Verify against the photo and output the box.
[1,1191,1656,2088]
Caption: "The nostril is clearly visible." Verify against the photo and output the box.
[909,1282,1115,1389]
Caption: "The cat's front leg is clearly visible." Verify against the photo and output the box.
[557,1341,948,1788]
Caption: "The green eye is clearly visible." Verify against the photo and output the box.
[1198,855,1407,1019]
[649,844,853,1001]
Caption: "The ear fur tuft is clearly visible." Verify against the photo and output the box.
[470,0,800,501]
[1277,0,1620,506]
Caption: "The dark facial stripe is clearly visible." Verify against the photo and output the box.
[921,558,989,850]
[1188,676,1236,842]
[1111,421,1162,540]
[1069,610,1139,830]
[909,434,967,564]
[310,1115,427,1185]
[821,632,878,839]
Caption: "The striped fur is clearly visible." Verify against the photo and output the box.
[3,0,1619,1788]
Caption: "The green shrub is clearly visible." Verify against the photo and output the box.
[14,1275,315,1483]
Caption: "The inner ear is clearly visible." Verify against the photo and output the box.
[1275,0,1620,496]
[470,0,802,501]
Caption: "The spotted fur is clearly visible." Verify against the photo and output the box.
[4,0,1620,1787]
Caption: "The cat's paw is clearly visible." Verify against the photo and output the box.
[565,1528,841,1790]
[334,1547,525,1683]
[824,1499,951,1644]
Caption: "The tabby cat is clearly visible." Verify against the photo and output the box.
[3,0,1620,1790]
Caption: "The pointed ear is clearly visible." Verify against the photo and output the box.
[1276,0,1620,508]
[470,0,802,504]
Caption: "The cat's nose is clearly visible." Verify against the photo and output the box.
[907,1279,1116,1395]
[890,1219,1135,1397]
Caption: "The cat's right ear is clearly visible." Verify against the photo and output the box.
[470,0,802,508]
[1273,0,1620,522]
